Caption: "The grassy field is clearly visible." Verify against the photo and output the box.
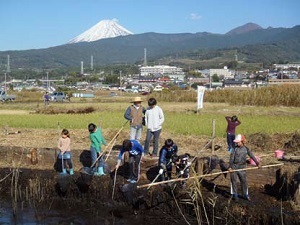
[0,100,299,138]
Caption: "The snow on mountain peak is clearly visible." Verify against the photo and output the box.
[68,19,133,44]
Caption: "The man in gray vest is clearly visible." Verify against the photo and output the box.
[124,97,146,141]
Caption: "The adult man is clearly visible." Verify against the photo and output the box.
[124,97,146,141]
[228,134,261,201]
[44,92,50,108]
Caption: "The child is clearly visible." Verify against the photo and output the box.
[175,153,191,187]
[225,115,241,152]
[115,139,144,183]
[158,139,178,181]
[88,123,107,176]
[58,129,73,175]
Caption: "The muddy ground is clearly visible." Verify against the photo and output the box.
[0,128,300,224]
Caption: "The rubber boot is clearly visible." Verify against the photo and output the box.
[60,168,67,174]
[94,167,105,176]
[69,168,74,175]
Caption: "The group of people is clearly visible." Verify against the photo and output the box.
[120,97,191,184]
[57,122,107,176]
[56,98,261,201]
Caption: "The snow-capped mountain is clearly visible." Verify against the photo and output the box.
[68,19,133,44]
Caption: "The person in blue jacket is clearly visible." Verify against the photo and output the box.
[115,139,144,183]
[158,139,178,181]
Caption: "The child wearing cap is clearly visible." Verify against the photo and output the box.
[228,134,261,201]
[124,97,146,141]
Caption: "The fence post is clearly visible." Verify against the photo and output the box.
[212,119,216,153]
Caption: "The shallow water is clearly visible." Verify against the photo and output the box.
[0,197,150,225]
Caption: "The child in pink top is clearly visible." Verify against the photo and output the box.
[58,129,74,175]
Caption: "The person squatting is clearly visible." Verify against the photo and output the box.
[158,139,192,185]
[115,139,144,183]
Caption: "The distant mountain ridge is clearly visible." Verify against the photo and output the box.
[68,19,133,43]
[0,23,299,69]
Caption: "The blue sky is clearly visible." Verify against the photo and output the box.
[0,0,299,51]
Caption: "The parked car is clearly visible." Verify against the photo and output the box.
[0,89,16,101]
[153,85,163,92]
[50,92,65,102]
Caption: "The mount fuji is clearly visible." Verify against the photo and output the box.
[68,19,133,44]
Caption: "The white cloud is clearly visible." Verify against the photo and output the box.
[190,13,202,20]
[112,18,119,22]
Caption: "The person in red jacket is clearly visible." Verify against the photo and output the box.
[225,115,241,152]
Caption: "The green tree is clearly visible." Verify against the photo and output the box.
[212,74,219,82]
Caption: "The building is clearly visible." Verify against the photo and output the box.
[209,67,234,79]
[140,65,184,76]
[274,63,300,70]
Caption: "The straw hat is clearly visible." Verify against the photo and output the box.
[130,96,143,103]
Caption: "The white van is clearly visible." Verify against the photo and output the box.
[153,85,163,92]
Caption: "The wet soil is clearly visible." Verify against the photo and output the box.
[0,129,300,224]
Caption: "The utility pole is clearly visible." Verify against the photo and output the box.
[81,61,84,75]
[119,70,122,93]
[6,55,10,92]
[46,72,49,91]
[144,48,147,66]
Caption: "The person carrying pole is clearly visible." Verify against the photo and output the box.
[88,123,107,176]
[124,96,146,141]
[228,134,261,201]
[115,139,144,183]
[158,139,178,181]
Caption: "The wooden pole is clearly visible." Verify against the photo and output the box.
[105,138,117,161]
[137,163,284,189]
[104,120,128,161]
[147,173,161,190]
[112,168,118,200]
[211,119,216,153]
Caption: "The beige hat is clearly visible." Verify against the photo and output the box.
[130,96,143,103]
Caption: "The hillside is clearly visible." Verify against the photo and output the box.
[0,25,299,70]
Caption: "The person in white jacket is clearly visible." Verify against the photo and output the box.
[144,98,164,157]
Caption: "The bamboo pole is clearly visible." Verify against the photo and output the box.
[104,120,129,161]
[90,120,128,168]
[137,163,284,189]
[112,168,118,200]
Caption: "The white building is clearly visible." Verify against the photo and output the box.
[209,67,234,79]
[140,65,184,76]
[274,63,300,70]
